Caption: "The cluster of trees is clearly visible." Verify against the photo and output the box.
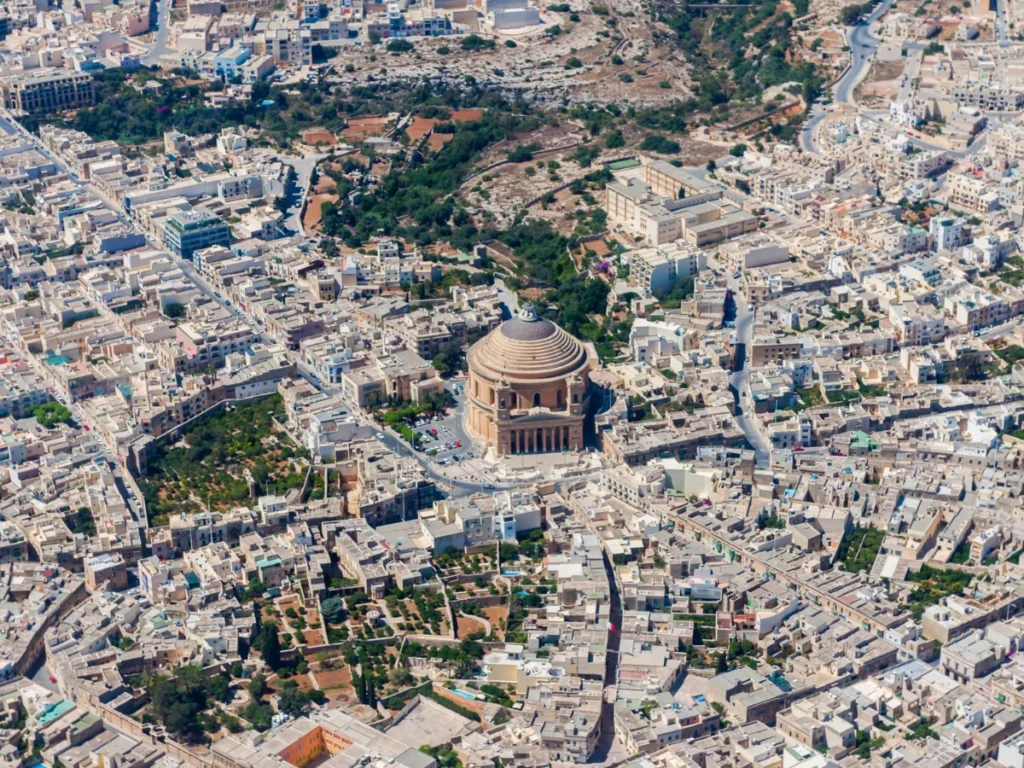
[319,108,541,249]
[653,275,695,309]
[142,665,234,744]
[137,394,308,525]
[278,680,327,716]
[840,2,875,24]
[431,343,466,378]
[639,134,681,154]
[32,402,72,429]
[660,0,824,119]
[401,633,486,679]
[354,669,379,707]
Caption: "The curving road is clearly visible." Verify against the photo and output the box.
[800,0,896,153]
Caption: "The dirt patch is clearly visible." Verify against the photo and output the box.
[456,615,486,639]
[342,116,392,139]
[482,604,508,638]
[407,116,437,142]
[302,129,337,146]
[451,109,485,122]
[315,172,338,193]
[428,132,453,153]
[312,664,352,691]
[304,193,339,232]
[302,628,326,645]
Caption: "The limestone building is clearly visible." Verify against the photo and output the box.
[466,305,590,456]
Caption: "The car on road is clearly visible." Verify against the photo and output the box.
[483,483,495,489]
[454,440,462,448]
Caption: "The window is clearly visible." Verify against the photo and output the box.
[572,393,579,404]
[533,392,541,407]
[557,390,565,407]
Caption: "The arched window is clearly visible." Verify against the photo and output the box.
[510,392,518,408]
[557,390,565,408]
[533,392,541,407]
[473,380,479,398]
[572,393,579,404]
[489,388,496,406]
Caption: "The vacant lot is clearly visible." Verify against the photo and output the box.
[456,615,487,639]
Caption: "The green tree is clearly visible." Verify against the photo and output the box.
[604,130,625,148]
[366,674,377,708]
[248,673,269,700]
[205,673,232,703]
[278,685,311,717]
[321,596,347,624]
[257,625,281,670]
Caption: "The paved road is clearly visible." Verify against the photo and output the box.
[727,294,772,467]
[837,0,896,105]
[800,0,896,154]
[996,0,1010,47]
[141,0,172,66]
[589,515,623,764]
[282,152,326,236]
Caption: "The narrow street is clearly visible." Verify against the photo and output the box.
[591,522,624,763]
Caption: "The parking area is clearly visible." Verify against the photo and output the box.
[418,381,480,468]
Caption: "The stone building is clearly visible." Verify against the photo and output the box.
[465,305,590,456]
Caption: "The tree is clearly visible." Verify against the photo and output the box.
[164,302,186,319]
[366,675,377,708]
[840,3,867,24]
[278,685,311,717]
[461,34,496,51]
[205,673,232,703]
[432,343,465,378]
[248,673,269,700]
[605,130,624,148]
[715,652,728,674]
[241,702,274,731]
[639,134,680,154]
[729,143,748,157]
[506,143,539,163]
[320,596,347,624]
[388,666,413,688]
[257,624,281,670]
[706,159,717,172]
[355,672,367,704]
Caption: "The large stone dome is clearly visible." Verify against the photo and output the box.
[467,304,588,383]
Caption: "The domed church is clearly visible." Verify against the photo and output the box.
[465,304,590,457]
